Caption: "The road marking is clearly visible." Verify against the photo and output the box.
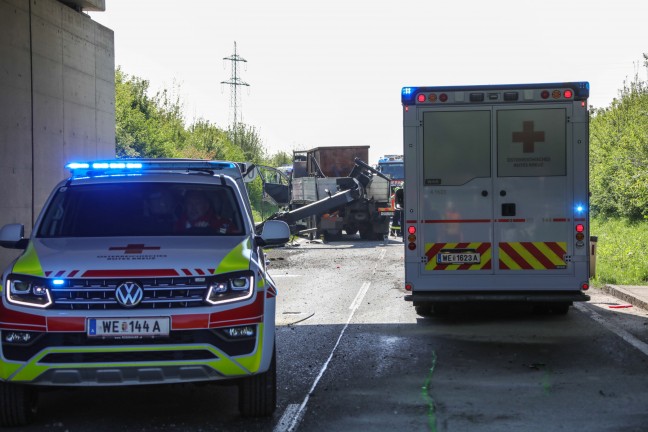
[373,249,387,275]
[349,282,371,310]
[275,404,301,432]
[274,281,372,432]
[575,303,648,357]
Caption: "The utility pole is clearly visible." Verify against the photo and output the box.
[221,41,250,147]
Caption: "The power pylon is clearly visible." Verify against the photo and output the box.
[221,41,250,146]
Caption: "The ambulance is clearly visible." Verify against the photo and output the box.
[0,159,290,425]
[400,82,591,315]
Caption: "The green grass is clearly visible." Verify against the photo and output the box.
[590,217,648,286]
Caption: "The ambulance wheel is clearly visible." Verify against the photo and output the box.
[414,303,433,317]
[0,382,38,427]
[239,348,277,417]
[551,302,571,315]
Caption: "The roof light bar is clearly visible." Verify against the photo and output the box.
[65,159,237,177]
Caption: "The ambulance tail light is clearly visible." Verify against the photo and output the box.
[407,226,417,250]
[405,282,412,291]
[581,282,589,291]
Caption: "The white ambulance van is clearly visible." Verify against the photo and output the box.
[400,83,591,315]
[0,159,290,425]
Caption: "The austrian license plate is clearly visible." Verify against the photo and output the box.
[437,250,481,265]
[88,317,170,337]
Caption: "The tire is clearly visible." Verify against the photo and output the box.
[551,302,571,315]
[359,226,372,240]
[343,225,359,236]
[414,303,433,317]
[0,382,38,427]
[239,349,277,417]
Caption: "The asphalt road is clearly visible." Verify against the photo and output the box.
[20,235,648,431]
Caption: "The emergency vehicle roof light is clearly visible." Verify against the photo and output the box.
[66,159,237,177]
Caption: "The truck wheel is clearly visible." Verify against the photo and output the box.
[359,227,372,240]
[239,349,277,417]
[0,383,38,427]
[343,225,359,236]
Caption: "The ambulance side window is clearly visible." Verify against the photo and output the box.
[422,110,491,186]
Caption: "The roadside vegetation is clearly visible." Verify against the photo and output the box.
[590,54,648,285]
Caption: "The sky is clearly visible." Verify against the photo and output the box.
[89,0,647,163]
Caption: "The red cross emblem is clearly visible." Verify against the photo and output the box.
[512,121,545,153]
[109,244,161,254]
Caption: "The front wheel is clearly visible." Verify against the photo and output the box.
[239,349,277,417]
[0,383,38,427]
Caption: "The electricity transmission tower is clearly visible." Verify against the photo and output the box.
[221,41,250,146]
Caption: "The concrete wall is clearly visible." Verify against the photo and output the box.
[0,0,114,270]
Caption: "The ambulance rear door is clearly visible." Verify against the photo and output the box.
[418,104,574,290]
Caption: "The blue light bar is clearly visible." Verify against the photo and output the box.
[52,279,65,286]
[65,162,89,170]
[65,159,238,177]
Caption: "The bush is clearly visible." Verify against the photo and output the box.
[590,217,648,285]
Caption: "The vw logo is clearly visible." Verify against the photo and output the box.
[115,282,144,307]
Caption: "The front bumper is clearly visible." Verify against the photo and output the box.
[0,327,267,386]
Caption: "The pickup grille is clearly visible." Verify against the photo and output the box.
[50,277,208,310]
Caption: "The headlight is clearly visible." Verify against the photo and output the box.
[6,275,53,308]
[205,272,254,305]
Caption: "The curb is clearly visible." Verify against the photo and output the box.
[600,284,648,311]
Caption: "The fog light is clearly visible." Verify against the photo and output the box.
[3,331,38,344]
[222,325,256,338]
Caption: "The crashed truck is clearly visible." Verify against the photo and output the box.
[255,146,392,240]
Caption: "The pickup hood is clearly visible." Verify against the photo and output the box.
[12,236,254,279]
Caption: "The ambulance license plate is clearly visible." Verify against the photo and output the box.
[87,317,170,337]
[437,251,481,264]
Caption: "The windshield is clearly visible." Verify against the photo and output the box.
[378,162,404,180]
[37,182,245,237]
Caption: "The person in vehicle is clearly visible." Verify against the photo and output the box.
[175,190,235,234]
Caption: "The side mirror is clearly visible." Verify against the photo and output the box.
[0,224,29,249]
[395,188,404,209]
[256,220,290,247]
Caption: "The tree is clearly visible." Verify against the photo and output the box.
[590,54,648,221]
[114,68,186,158]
